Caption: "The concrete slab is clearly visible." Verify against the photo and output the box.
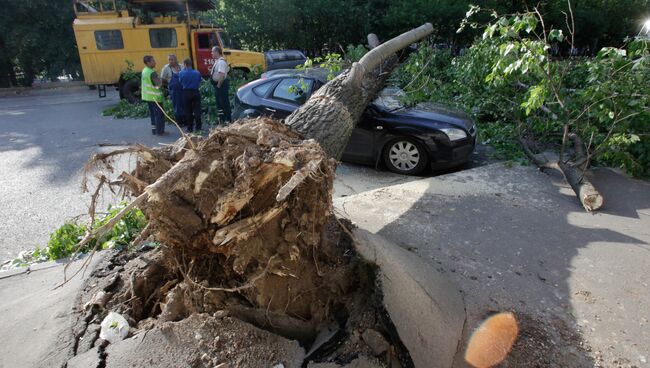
[353,228,465,368]
[67,313,306,368]
[0,253,104,368]
[335,163,650,367]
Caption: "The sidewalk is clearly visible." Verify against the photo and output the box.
[0,81,88,98]
[335,163,650,367]
[0,254,104,368]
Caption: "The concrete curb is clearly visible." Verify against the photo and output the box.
[0,256,82,280]
[0,81,88,97]
[352,228,466,368]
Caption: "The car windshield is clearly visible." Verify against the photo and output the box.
[372,87,406,111]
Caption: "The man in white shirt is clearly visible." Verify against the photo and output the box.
[210,46,231,123]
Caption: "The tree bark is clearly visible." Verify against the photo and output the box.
[557,160,604,212]
[367,33,380,49]
[520,137,604,212]
[286,23,433,159]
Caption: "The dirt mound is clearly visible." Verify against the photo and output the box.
[71,118,412,367]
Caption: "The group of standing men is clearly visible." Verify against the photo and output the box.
[140,46,232,136]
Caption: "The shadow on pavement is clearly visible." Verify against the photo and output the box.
[0,89,181,184]
[339,164,649,367]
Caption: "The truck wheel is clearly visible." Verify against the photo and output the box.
[121,79,141,104]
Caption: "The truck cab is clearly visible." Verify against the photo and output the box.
[192,30,263,76]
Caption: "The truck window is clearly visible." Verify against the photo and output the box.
[197,33,219,49]
[94,30,124,50]
[218,32,241,50]
[150,28,177,48]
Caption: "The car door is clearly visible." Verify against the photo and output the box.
[260,77,315,119]
[342,105,380,164]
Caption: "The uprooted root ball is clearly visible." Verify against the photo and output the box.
[75,118,413,367]
[93,118,363,331]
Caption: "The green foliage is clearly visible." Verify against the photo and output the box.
[203,0,384,53]
[298,52,344,81]
[102,99,150,119]
[345,44,369,62]
[102,98,174,120]
[122,60,139,81]
[35,203,147,261]
[43,223,87,261]
[0,0,81,87]
[0,0,647,87]
[395,6,650,178]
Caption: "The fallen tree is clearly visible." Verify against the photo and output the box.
[68,24,434,367]
[520,127,604,212]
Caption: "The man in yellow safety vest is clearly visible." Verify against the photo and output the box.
[141,55,166,135]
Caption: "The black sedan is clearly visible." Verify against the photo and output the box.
[233,69,477,175]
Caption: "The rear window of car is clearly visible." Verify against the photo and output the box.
[272,78,313,104]
[94,30,124,50]
[284,50,306,60]
[253,82,273,97]
[150,28,177,48]
[266,50,305,63]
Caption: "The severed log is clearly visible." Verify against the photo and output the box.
[557,160,604,212]
[520,137,604,212]
[286,23,433,159]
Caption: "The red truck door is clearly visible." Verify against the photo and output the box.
[193,31,219,77]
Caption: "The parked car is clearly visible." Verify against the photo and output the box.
[233,68,477,175]
[264,50,308,71]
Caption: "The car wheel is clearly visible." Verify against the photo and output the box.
[383,138,429,175]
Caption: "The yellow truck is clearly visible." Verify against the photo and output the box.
[72,0,265,101]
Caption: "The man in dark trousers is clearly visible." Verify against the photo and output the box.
[179,58,202,133]
[140,55,166,135]
[210,46,231,123]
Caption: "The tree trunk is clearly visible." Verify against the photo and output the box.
[557,160,604,212]
[286,23,433,159]
[520,137,604,212]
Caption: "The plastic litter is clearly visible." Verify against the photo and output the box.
[99,312,130,343]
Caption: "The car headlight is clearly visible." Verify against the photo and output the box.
[440,127,468,141]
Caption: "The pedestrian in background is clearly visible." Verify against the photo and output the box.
[179,58,202,133]
[210,46,231,123]
[141,55,166,135]
[161,54,184,127]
